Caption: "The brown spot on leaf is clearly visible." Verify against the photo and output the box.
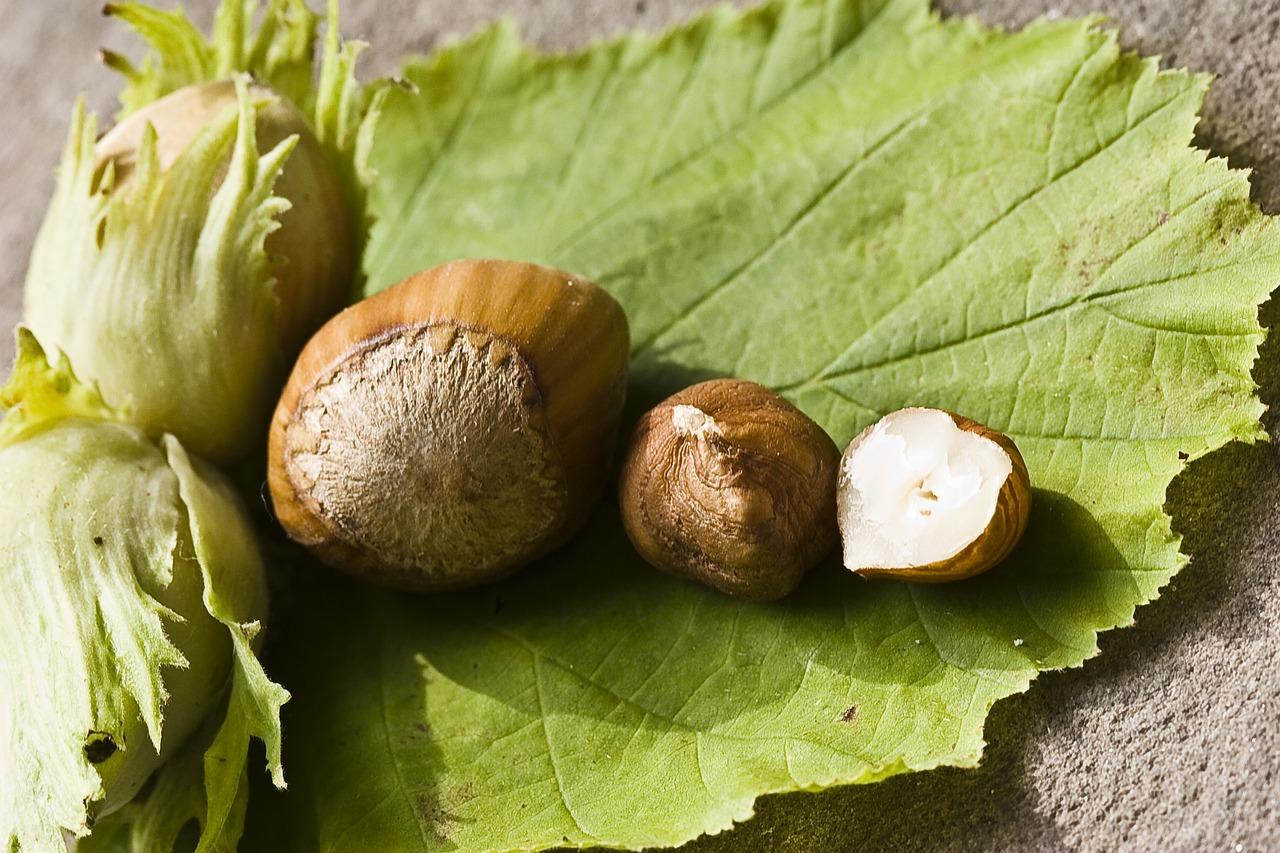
[84,732,117,763]
[839,705,859,724]
[415,783,476,845]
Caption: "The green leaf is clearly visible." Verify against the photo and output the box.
[0,343,286,852]
[253,0,1279,849]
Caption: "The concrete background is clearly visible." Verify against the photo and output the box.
[2,1,1275,850]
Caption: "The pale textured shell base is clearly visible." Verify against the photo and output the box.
[282,322,566,583]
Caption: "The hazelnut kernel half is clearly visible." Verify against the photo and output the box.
[837,407,1031,582]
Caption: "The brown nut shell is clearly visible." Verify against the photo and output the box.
[268,259,630,592]
[619,379,840,601]
[96,80,354,355]
[841,409,1031,583]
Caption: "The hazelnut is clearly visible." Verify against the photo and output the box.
[268,259,630,592]
[618,379,840,601]
[95,79,354,354]
[837,407,1031,582]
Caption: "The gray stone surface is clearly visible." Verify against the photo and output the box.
[2,0,1276,850]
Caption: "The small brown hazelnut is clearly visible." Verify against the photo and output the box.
[618,379,840,601]
[268,259,630,592]
[837,407,1031,582]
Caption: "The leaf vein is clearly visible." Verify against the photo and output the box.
[549,0,893,256]
[632,105,930,355]
[376,630,433,850]
[789,83,1196,389]
[531,654,596,841]
[479,620,873,763]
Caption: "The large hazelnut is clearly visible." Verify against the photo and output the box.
[268,259,630,592]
